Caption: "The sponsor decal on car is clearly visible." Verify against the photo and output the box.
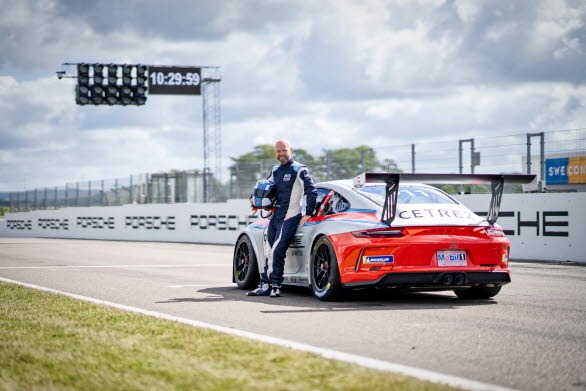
[437,250,467,267]
[363,255,394,264]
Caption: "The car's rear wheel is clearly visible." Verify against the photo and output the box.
[233,235,259,290]
[310,236,344,301]
[454,285,502,299]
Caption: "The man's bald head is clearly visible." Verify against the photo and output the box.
[275,139,293,164]
[275,139,291,149]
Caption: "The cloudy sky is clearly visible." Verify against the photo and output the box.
[1,0,585,191]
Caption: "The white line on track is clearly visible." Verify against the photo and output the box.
[0,264,231,270]
[0,276,517,391]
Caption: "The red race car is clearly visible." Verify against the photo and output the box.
[233,173,535,300]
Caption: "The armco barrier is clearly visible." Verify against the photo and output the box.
[1,194,584,262]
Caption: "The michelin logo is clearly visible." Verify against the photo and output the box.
[364,255,394,264]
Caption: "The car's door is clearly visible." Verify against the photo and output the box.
[285,188,351,280]
[283,188,331,276]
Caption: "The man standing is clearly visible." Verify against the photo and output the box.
[248,139,317,297]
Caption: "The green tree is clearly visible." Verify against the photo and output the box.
[229,144,400,196]
[320,145,402,181]
[292,148,319,170]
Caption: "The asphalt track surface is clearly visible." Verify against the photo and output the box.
[0,238,584,391]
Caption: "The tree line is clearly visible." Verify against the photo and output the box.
[228,144,401,198]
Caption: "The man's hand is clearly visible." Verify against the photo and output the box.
[299,215,311,227]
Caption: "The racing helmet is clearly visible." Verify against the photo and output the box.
[252,180,276,209]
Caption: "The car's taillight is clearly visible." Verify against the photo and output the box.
[485,227,505,237]
[501,245,510,267]
[352,228,404,238]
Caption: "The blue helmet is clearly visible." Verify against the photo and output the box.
[253,180,276,209]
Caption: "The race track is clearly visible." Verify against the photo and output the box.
[1,238,584,391]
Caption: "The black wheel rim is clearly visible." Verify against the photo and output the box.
[234,240,250,282]
[313,243,330,290]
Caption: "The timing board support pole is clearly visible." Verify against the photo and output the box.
[201,67,221,203]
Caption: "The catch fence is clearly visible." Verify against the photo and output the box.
[8,128,586,211]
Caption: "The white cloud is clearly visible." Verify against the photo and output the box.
[0,0,585,191]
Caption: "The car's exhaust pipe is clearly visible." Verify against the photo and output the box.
[442,274,453,285]
[454,274,465,285]
[440,273,465,286]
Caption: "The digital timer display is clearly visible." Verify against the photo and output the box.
[148,66,201,95]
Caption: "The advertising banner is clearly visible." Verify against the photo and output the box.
[546,156,586,184]
[1,194,585,262]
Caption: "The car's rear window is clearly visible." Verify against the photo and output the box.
[358,185,458,205]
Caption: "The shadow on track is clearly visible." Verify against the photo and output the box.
[155,285,498,312]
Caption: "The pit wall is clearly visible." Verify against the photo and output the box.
[1,193,584,262]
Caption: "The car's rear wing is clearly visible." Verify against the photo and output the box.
[352,173,537,226]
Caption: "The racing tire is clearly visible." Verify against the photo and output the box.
[233,235,260,290]
[310,236,344,301]
[454,285,502,299]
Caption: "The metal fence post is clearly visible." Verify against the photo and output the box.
[411,144,415,173]
[526,133,531,175]
[458,140,464,193]
[88,180,91,206]
[540,132,545,187]
[115,178,119,206]
[470,139,475,175]
[129,175,133,204]
[54,186,58,208]
[458,138,476,193]
[164,174,169,203]
[325,151,330,180]
[75,182,79,207]
[361,148,367,173]
[228,167,232,199]
[527,132,545,191]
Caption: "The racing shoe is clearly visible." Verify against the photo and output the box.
[270,285,282,297]
[246,283,271,296]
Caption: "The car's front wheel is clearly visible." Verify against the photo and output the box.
[233,235,260,290]
[454,285,502,299]
[310,236,344,301]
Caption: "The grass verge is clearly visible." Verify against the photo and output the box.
[0,281,461,391]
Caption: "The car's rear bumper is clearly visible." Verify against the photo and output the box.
[342,270,511,288]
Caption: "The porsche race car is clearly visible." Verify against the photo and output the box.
[232,173,535,301]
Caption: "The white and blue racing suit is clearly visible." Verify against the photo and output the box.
[261,159,317,285]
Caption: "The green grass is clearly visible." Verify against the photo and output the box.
[0,282,461,391]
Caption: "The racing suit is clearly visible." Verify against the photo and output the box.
[261,160,317,286]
